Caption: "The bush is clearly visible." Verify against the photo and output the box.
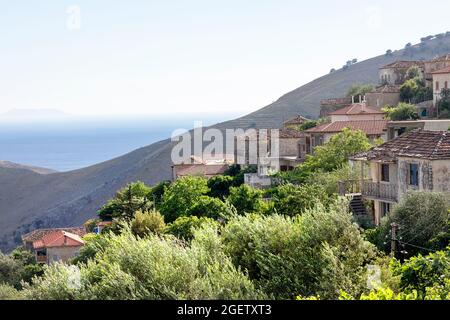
[24,227,263,300]
[269,183,330,216]
[207,175,234,199]
[374,192,450,256]
[228,185,266,215]
[0,283,23,300]
[131,210,166,237]
[383,103,419,121]
[190,196,230,219]
[166,216,218,241]
[222,199,376,299]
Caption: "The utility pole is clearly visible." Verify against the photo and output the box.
[391,223,399,258]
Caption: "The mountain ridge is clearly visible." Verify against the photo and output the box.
[2,36,450,251]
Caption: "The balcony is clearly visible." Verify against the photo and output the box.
[338,180,398,202]
[361,181,398,202]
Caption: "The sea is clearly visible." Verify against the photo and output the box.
[0,112,241,172]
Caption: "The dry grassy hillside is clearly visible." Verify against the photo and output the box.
[1,35,450,252]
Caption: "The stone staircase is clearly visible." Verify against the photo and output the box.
[348,194,367,216]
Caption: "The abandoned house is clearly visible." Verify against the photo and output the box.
[348,129,450,225]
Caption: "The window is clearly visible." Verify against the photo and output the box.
[381,164,390,182]
[381,202,391,217]
[436,81,440,91]
[409,163,419,187]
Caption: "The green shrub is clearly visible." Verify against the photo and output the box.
[131,210,166,237]
[222,199,376,299]
[166,216,218,241]
[24,227,262,300]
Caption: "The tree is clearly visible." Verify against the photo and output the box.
[131,210,166,237]
[269,183,330,216]
[159,176,210,223]
[189,196,230,219]
[207,175,234,199]
[406,66,421,80]
[166,216,218,241]
[373,192,450,256]
[383,103,419,121]
[227,185,266,214]
[346,84,374,98]
[98,181,153,221]
[150,180,171,209]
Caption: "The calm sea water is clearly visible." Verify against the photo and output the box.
[0,113,239,172]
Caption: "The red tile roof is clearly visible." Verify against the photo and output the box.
[352,130,450,161]
[305,120,388,135]
[22,227,86,242]
[432,66,450,74]
[32,230,84,249]
[380,60,424,70]
[329,103,384,115]
[279,128,305,138]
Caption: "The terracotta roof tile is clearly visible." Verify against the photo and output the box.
[22,227,86,242]
[32,230,84,249]
[432,66,450,74]
[305,120,388,135]
[329,103,384,115]
[380,60,424,69]
[353,129,450,161]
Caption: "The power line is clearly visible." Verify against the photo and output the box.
[397,240,437,253]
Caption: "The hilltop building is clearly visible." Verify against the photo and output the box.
[379,61,424,86]
[283,115,310,129]
[171,155,234,181]
[432,66,450,107]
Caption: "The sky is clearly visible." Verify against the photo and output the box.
[1,0,450,117]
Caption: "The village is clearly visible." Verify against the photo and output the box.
[11,55,450,272]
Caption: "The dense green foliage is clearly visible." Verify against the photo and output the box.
[166,216,218,241]
[346,84,374,98]
[131,210,166,237]
[22,227,262,300]
[383,103,419,121]
[98,182,153,220]
[0,248,43,289]
[370,192,450,257]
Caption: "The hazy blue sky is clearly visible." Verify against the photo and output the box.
[1,1,450,116]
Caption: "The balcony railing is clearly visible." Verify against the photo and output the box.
[338,180,398,202]
[362,181,398,202]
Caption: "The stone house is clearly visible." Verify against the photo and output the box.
[304,120,388,149]
[327,103,385,122]
[242,128,307,188]
[424,54,450,83]
[379,61,424,86]
[432,66,450,107]
[350,130,450,225]
[171,155,233,181]
[22,228,86,264]
[365,85,401,110]
[386,119,450,141]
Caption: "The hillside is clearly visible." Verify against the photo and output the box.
[1,36,450,251]
[0,161,57,175]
